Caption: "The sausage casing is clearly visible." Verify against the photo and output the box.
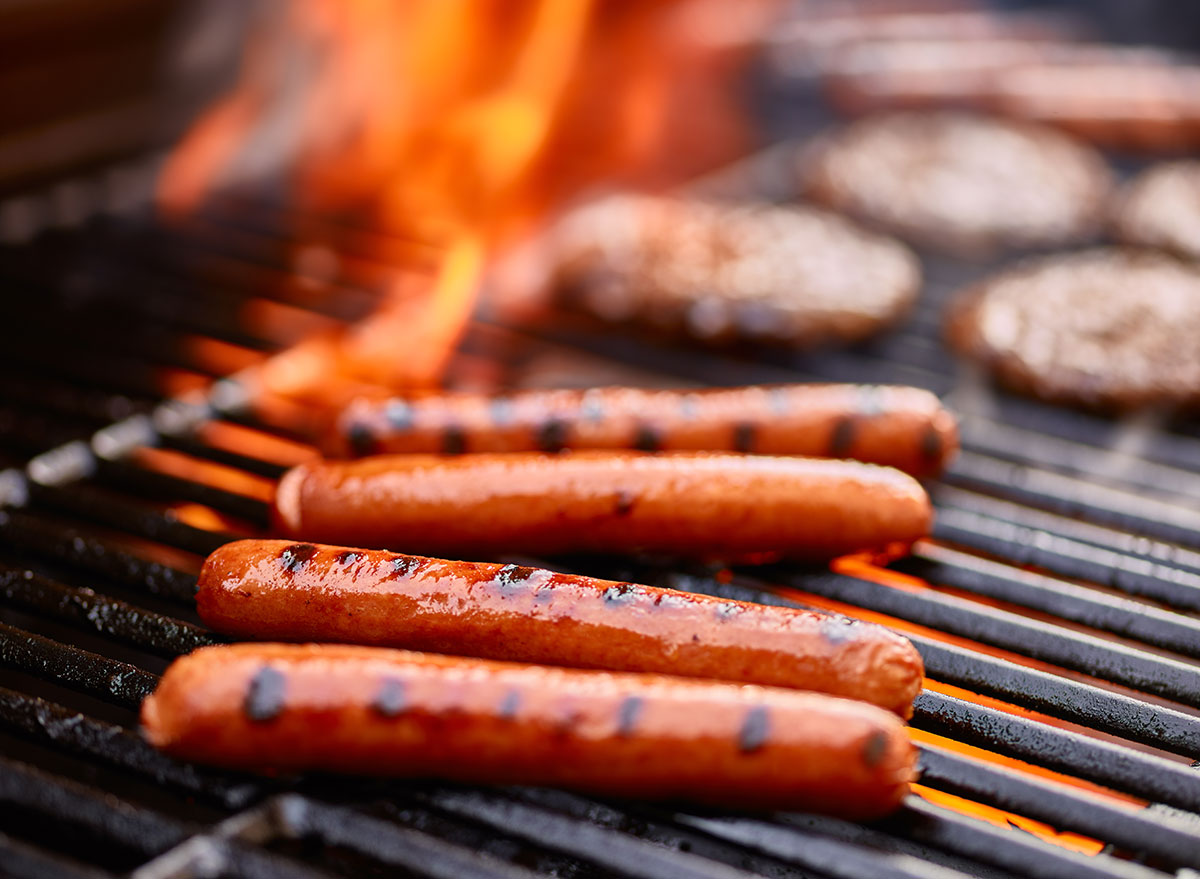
[199,540,924,717]
[141,643,917,818]
[272,451,933,562]
[330,383,959,477]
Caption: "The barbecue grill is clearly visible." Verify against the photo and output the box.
[4,3,1200,878]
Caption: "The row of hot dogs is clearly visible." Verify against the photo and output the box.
[143,382,958,817]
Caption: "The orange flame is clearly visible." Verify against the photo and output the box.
[159,1,769,400]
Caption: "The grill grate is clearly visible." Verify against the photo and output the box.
[4,115,1200,879]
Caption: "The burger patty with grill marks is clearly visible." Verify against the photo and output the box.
[945,248,1200,412]
[801,111,1114,256]
[550,195,920,348]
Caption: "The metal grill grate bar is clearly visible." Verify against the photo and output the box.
[0,621,158,708]
[895,545,1200,658]
[0,509,199,603]
[931,502,1200,612]
[944,452,1200,548]
[0,833,118,879]
[918,745,1200,870]
[878,797,1168,879]
[915,691,1200,812]
[785,571,1200,707]
[0,564,216,655]
[671,570,1200,754]
[0,687,259,810]
[0,757,192,867]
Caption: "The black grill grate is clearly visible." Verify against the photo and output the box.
[4,99,1200,879]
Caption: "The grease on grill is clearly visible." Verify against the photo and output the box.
[373,678,407,717]
[280,544,318,572]
[245,667,287,722]
[738,706,770,753]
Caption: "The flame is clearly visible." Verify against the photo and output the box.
[134,447,275,503]
[158,1,768,400]
[910,785,1106,856]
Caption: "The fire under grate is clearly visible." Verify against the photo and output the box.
[4,113,1200,879]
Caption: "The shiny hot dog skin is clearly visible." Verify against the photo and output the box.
[199,539,924,717]
[331,384,959,477]
[141,643,916,818]
[272,451,932,562]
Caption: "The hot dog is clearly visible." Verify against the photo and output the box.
[272,451,933,562]
[198,540,924,717]
[330,384,959,477]
[141,643,917,817]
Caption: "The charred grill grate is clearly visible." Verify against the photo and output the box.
[4,123,1200,879]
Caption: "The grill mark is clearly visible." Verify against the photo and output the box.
[733,422,756,453]
[820,615,862,644]
[633,424,662,452]
[603,582,638,603]
[495,563,537,588]
[613,490,635,516]
[336,550,362,565]
[373,678,407,717]
[739,706,770,753]
[280,544,317,573]
[385,400,415,430]
[442,425,467,455]
[829,416,856,457]
[498,689,521,719]
[554,706,585,735]
[244,667,287,722]
[537,418,569,453]
[391,556,421,577]
[862,731,889,767]
[616,696,643,737]
[921,424,944,460]
[346,422,375,456]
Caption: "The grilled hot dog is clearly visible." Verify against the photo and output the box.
[141,643,917,817]
[273,451,933,562]
[331,383,959,477]
[199,540,924,717]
